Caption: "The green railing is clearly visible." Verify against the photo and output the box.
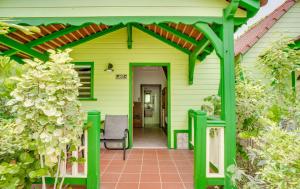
[188,109,226,188]
[36,110,101,189]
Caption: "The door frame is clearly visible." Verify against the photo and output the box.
[141,84,162,128]
[129,62,171,148]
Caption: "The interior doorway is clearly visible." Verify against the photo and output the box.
[129,63,170,148]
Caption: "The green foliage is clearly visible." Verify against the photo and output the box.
[0,56,23,118]
[229,126,300,189]
[258,38,300,93]
[0,49,85,188]
[203,38,300,188]
[228,38,300,188]
[7,49,84,168]
[201,95,221,117]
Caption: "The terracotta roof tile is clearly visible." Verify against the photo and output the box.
[234,0,297,56]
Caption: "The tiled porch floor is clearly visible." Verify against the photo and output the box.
[101,149,194,189]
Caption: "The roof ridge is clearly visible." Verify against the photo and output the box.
[234,0,297,55]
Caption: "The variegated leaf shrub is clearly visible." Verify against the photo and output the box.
[0,49,85,188]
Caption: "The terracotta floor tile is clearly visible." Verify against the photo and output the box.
[123,165,141,173]
[106,165,124,173]
[101,183,116,189]
[140,173,161,182]
[143,160,158,165]
[183,182,194,189]
[142,165,159,173]
[119,173,140,183]
[160,174,181,182]
[162,183,185,189]
[159,166,177,173]
[180,173,193,183]
[99,149,195,188]
[139,182,162,189]
[159,160,174,166]
[176,166,193,174]
[116,183,139,189]
[127,159,142,165]
[102,173,120,182]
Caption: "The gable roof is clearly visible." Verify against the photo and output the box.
[235,0,297,56]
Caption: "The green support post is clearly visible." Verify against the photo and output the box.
[188,110,193,150]
[87,111,101,189]
[127,23,133,49]
[194,111,207,189]
[292,70,296,93]
[221,11,237,189]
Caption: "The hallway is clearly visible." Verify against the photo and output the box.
[133,127,167,148]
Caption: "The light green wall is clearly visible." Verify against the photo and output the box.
[241,1,300,82]
[0,0,246,17]
[70,27,220,148]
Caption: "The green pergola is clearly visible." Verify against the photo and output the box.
[0,0,262,188]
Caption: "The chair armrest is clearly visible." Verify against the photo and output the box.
[124,129,129,138]
[100,129,105,134]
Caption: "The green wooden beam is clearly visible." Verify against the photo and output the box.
[189,40,210,85]
[59,24,126,50]
[127,23,133,49]
[194,23,223,59]
[224,0,240,19]
[0,35,48,61]
[3,23,91,57]
[158,23,199,46]
[240,0,260,17]
[132,23,191,55]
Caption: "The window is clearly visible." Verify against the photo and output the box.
[73,62,96,100]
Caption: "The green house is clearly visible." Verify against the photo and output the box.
[0,0,264,188]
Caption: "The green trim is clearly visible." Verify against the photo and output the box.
[224,0,240,19]
[11,17,224,26]
[0,35,48,61]
[194,23,223,59]
[240,0,260,17]
[79,98,98,101]
[3,23,91,57]
[59,24,126,50]
[87,111,101,188]
[173,129,189,149]
[158,23,199,46]
[132,23,191,55]
[193,111,207,189]
[206,177,225,186]
[36,177,87,185]
[129,63,171,148]
[127,23,133,49]
[73,62,95,100]
[189,40,210,85]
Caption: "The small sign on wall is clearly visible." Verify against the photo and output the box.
[116,74,127,80]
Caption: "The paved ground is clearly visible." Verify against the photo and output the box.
[100,149,194,189]
[33,149,194,189]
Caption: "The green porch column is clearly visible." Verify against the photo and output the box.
[221,11,237,189]
[87,111,101,189]
[194,111,207,189]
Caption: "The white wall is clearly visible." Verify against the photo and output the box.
[133,67,166,102]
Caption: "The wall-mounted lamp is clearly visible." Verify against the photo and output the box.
[104,63,114,72]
